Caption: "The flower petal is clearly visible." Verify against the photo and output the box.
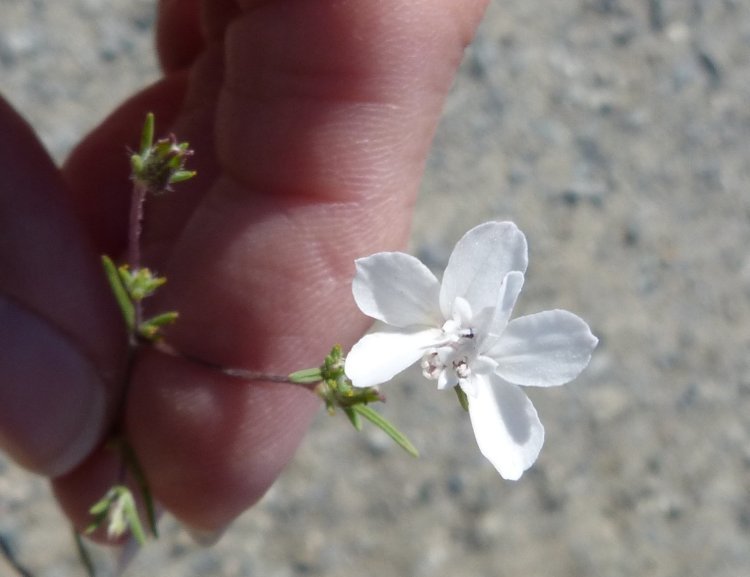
[353,253,442,327]
[489,309,598,387]
[345,327,443,388]
[467,374,545,480]
[440,222,528,319]
[475,271,525,350]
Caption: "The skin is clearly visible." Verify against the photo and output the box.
[0,0,489,537]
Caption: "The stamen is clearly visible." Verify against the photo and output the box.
[454,359,471,380]
[421,351,443,380]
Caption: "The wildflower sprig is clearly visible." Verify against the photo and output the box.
[290,346,419,457]
[101,256,178,341]
[84,435,158,546]
[82,446,157,547]
[74,112,598,577]
[86,486,146,544]
[84,114,195,551]
[85,115,417,562]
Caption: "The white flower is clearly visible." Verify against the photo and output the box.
[344,222,598,480]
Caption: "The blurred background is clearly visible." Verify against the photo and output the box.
[1,0,749,575]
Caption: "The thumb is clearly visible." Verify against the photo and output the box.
[0,97,126,476]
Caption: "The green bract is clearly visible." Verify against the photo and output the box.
[290,346,419,458]
[131,112,196,195]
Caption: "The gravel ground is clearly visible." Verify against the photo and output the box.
[2,1,750,576]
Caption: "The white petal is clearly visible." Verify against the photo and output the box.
[489,309,598,387]
[475,271,525,350]
[345,328,443,388]
[451,296,473,326]
[353,253,442,327]
[467,374,545,480]
[440,222,528,320]
[437,369,452,391]
[472,354,499,376]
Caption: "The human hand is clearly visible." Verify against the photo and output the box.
[0,0,489,538]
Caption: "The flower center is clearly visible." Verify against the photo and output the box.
[420,351,473,385]
[420,298,479,388]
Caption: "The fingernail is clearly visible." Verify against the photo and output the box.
[183,523,230,546]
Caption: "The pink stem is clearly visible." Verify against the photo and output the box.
[128,181,148,336]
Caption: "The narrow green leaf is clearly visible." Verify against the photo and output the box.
[84,520,101,536]
[139,311,179,340]
[122,494,147,545]
[73,529,97,577]
[88,496,111,516]
[352,405,419,458]
[142,488,158,538]
[169,170,197,184]
[84,492,110,534]
[138,325,159,341]
[288,367,323,384]
[120,442,158,538]
[143,311,179,327]
[343,407,363,431]
[101,255,134,331]
[130,154,143,175]
[140,112,154,155]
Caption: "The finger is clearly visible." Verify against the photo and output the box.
[0,98,126,476]
[125,0,490,531]
[156,0,240,74]
[156,0,204,73]
[143,0,491,262]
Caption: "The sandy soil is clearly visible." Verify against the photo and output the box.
[1,1,749,576]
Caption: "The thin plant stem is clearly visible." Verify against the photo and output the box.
[128,181,148,337]
[151,341,316,389]
[128,182,146,269]
[110,180,149,484]
[72,530,97,577]
[221,367,294,383]
[115,178,148,427]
